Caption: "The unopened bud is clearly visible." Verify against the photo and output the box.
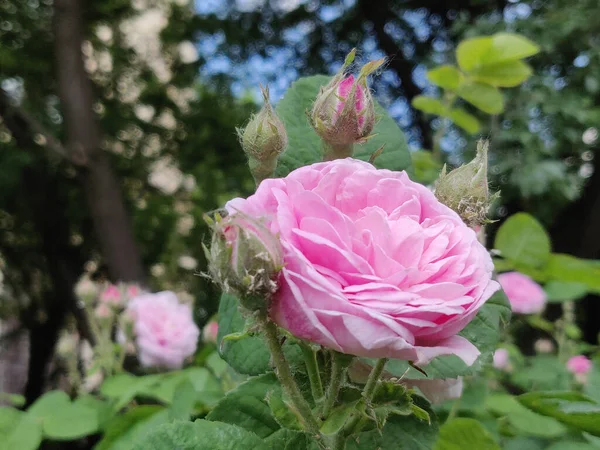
[434,140,496,227]
[205,212,284,311]
[238,85,287,184]
[311,50,382,158]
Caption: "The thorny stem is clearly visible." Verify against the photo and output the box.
[321,351,347,419]
[333,358,389,450]
[258,312,324,443]
[300,342,325,405]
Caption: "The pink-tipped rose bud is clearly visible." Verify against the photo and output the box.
[205,212,283,311]
[497,272,546,314]
[94,303,113,319]
[203,320,219,344]
[567,355,592,375]
[126,291,199,369]
[493,348,510,370]
[100,284,123,306]
[311,51,382,157]
[238,85,287,184]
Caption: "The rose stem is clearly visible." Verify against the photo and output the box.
[259,313,324,442]
[333,358,389,450]
[321,351,347,419]
[300,342,325,405]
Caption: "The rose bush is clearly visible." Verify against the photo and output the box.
[226,158,499,365]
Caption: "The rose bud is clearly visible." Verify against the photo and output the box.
[497,272,546,314]
[435,139,496,228]
[238,85,287,185]
[205,212,284,311]
[567,355,592,384]
[311,50,382,159]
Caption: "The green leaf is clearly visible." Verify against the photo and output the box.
[100,373,162,410]
[545,254,600,294]
[518,391,600,437]
[494,213,551,267]
[320,402,358,435]
[448,108,481,134]
[138,368,223,407]
[267,391,302,431]
[486,393,567,438]
[412,96,447,116]
[0,407,42,450]
[0,393,25,407]
[457,33,540,72]
[379,290,511,380]
[434,418,500,450]
[130,419,268,450]
[469,60,533,87]
[347,401,439,450]
[206,373,281,439]
[94,406,169,450]
[372,381,412,410]
[544,281,589,303]
[275,75,411,176]
[456,81,504,114]
[262,429,314,450]
[28,390,99,440]
[511,355,571,391]
[546,443,598,450]
[217,293,302,375]
[74,395,114,430]
[410,150,442,185]
[169,380,198,421]
[427,66,463,91]
[584,363,600,404]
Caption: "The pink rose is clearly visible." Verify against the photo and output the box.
[497,272,546,314]
[567,355,592,375]
[100,284,122,306]
[493,348,510,370]
[405,377,463,404]
[226,159,499,365]
[203,321,219,344]
[126,291,199,369]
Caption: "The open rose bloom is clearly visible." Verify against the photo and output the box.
[226,158,499,365]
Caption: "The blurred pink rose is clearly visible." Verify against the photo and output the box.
[94,303,112,319]
[203,321,219,344]
[493,348,510,370]
[405,378,463,404]
[497,272,546,314]
[226,159,499,365]
[126,291,199,369]
[567,355,592,375]
[100,284,122,306]
[126,284,142,299]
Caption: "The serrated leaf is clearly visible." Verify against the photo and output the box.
[456,81,504,114]
[206,373,281,439]
[427,66,463,90]
[448,108,481,134]
[275,75,411,176]
[263,428,314,450]
[518,391,600,437]
[267,391,302,431]
[469,60,533,87]
[94,406,169,450]
[217,293,303,375]
[320,402,359,435]
[434,418,500,450]
[412,96,447,116]
[494,213,551,268]
[372,381,412,408]
[486,393,567,438]
[130,420,269,450]
[457,33,540,72]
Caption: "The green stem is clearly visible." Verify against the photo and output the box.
[301,343,324,404]
[323,142,354,161]
[321,351,347,419]
[334,358,389,450]
[259,314,323,440]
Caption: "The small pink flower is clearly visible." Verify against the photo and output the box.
[202,321,219,344]
[126,284,142,299]
[497,272,546,314]
[100,284,122,306]
[567,355,592,375]
[95,303,112,319]
[225,158,499,365]
[126,291,199,369]
[493,348,510,370]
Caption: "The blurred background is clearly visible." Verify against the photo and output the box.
[0,0,598,406]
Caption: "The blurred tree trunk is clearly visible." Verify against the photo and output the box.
[550,163,600,342]
[53,0,145,283]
